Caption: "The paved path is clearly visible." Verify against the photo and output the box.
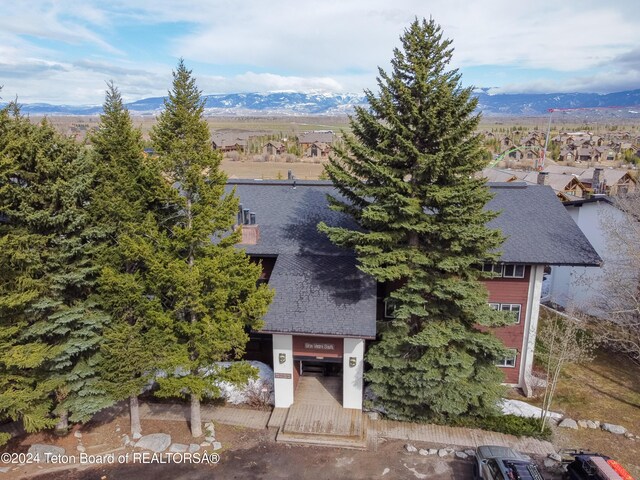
[375,418,555,455]
[137,401,554,455]
[139,401,271,429]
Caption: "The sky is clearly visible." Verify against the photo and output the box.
[1,0,639,105]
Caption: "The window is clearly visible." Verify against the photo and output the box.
[502,264,525,278]
[384,299,396,319]
[482,263,502,275]
[482,263,525,278]
[489,303,522,323]
[496,349,518,368]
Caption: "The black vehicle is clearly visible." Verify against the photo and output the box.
[563,452,634,480]
[474,445,545,480]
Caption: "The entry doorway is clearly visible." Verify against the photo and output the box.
[298,360,343,377]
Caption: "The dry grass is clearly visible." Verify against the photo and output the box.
[221,159,327,180]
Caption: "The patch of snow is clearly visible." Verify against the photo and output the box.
[499,399,562,420]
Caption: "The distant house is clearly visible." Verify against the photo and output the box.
[517,171,586,201]
[305,142,331,158]
[480,168,517,183]
[263,141,286,156]
[298,131,335,151]
[212,133,248,153]
[579,167,637,196]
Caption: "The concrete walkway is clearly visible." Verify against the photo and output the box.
[136,401,554,455]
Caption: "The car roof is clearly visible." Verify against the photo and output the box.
[477,445,526,460]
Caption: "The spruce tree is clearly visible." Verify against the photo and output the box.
[319,18,509,421]
[0,104,110,434]
[149,60,273,437]
[91,83,176,439]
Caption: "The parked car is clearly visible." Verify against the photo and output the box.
[474,445,545,480]
[563,452,635,480]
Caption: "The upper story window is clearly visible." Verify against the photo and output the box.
[490,303,522,324]
[384,299,396,319]
[482,263,525,279]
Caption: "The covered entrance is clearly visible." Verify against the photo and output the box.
[272,334,365,410]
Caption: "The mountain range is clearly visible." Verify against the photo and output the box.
[4,89,640,117]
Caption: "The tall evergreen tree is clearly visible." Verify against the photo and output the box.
[149,60,273,437]
[0,104,110,434]
[91,83,176,439]
[319,18,509,421]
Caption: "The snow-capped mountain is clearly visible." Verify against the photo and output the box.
[3,90,640,117]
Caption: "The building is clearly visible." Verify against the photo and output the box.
[229,180,600,409]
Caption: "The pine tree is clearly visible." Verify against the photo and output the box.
[319,18,509,421]
[0,104,110,434]
[91,83,176,439]
[149,60,273,437]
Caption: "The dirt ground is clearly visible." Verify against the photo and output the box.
[2,409,562,480]
[221,159,327,180]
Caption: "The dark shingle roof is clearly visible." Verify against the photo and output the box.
[487,182,601,266]
[228,180,600,337]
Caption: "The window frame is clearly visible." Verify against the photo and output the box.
[502,264,525,278]
[496,348,518,368]
[384,299,396,319]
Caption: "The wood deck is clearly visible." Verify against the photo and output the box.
[273,376,367,449]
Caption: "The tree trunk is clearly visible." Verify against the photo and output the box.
[190,394,202,437]
[54,410,68,436]
[130,395,142,439]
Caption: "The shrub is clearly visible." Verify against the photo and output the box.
[449,414,552,441]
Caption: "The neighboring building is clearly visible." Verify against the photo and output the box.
[304,142,331,158]
[263,141,286,156]
[229,179,600,409]
[298,131,335,151]
[545,196,628,316]
[212,133,248,153]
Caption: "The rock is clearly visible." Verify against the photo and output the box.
[205,436,215,443]
[73,431,82,439]
[586,420,598,429]
[544,459,556,468]
[428,449,438,455]
[204,422,215,438]
[169,443,188,453]
[404,444,417,453]
[465,449,475,456]
[28,444,66,460]
[418,449,429,456]
[367,412,379,421]
[211,441,222,451]
[602,423,627,435]
[445,448,455,454]
[577,420,588,429]
[455,451,468,459]
[594,420,601,428]
[558,418,579,430]
[132,432,142,440]
[135,433,172,453]
[437,449,448,457]
[122,434,131,446]
[382,468,390,476]
[624,432,634,439]
[76,445,86,453]
[0,466,11,473]
[115,427,121,433]
[188,444,201,453]
[200,442,210,447]
[548,453,562,462]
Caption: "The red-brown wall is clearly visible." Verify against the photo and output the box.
[482,266,531,384]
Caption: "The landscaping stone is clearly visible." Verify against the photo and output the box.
[544,459,556,468]
[132,432,142,440]
[211,441,222,451]
[205,436,215,443]
[437,449,448,457]
[367,412,379,421]
[135,433,172,453]
[577,420,588,429]
[76,445,86,453]
[455,451,468,459]
[404,444,417,453]
[548,453,562,462]
[204,422,215,438]
[586,420,598,429]
[200,442,210,447]
[0,466,11,473]
[558,418,578,429]
[122,434,131,446]
[464,450,475,456]
[602,423,626,435]
[445,448,455,454]
[188,444,201,453]
[594,421,601,428]
[418,449,429,456]
[428,449,438,455]
[624,432,634,439]
[115,427,121,433]
[28,444,66,460]
[169,443,188,453]
[73,431,82,439]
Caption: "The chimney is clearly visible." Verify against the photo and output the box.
[287,170,293,180]
[235,207,259,244]
[537,171,549,186]
[243,208,250,225]
[593,168,603,193]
